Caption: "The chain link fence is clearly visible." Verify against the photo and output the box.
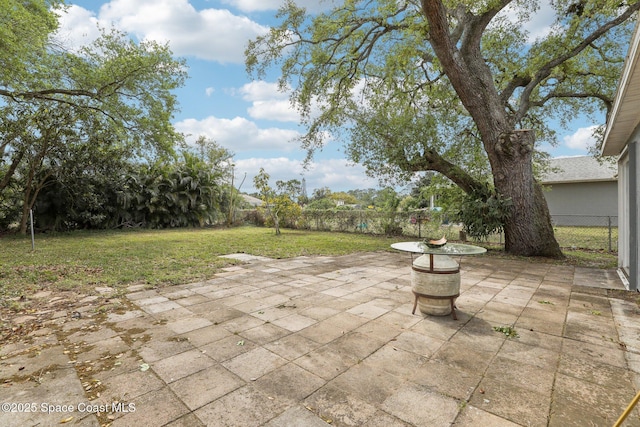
[467,215,618,252]
[238,209,454,237]
[238,210,618,253]
[551,215,618,252]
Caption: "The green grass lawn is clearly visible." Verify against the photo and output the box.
[477,226,618,252]
[0,226,396,300]
[0,226,618,304]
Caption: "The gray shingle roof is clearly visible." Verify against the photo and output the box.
[540,156,617,184]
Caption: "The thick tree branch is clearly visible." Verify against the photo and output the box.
[459,0,511,54]
[0,149,25,192]
[404,149,486,195]
[421,0,513,140]
[0,88,134,127]
[1,87,98,100]
[420,1,474,104]
[531,91,613,116]
[516,1,640,122]
[500,74,531,104]
[376,128,484,195]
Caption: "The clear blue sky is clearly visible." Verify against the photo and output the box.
[55,0,603,194]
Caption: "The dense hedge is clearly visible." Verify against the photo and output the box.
[17,154,230,232]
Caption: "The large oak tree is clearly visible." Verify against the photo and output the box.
[246,0,640,257]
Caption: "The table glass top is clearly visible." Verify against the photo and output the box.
[391,241,487,256]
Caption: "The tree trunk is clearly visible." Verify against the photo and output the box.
[491,130,563,258]
[19,164,52,235]
[264,202,281,235]
[273,210,281,235]
[421,0,563,258]
[0,148,25,192]
[19,184,33,235]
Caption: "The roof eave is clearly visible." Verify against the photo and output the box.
[601,15,640,157]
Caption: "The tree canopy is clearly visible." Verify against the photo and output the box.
[246,0,640,257]
[254,168,302,234]
[1,0,186,161]
[0,0,62,88]
[0,0,189,232]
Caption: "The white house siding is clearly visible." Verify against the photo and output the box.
[600,15,640,291]
[618,149,630,278]
[615,132,640,290]
[634,140,640,291]
[623,134,640,291]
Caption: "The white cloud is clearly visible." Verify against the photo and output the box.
[563,126,598,150]
[205,87,215,96]
[58,0,268,63]
[304,159,378,191]
[221,0,335,13]
[238,81,289,101]
[52,5,102,48]
[498,1,556,43]
[175,116,300,152]
[235,157,377,194]
[236,81,299,122]
[521,3,556,42]
[235,80,329,123]
[235,157,306,188]
[247,100,299,122]
[221,0,283,13]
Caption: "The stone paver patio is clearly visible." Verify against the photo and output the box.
[1,251,639,426]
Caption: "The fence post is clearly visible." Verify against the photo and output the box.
[608,216,612,252]
[30,209,35,251]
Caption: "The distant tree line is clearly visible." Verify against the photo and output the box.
[250,170,510,240]
[250,170,470,235]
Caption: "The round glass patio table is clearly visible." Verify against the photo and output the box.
[391,241,487,257]
[391,242,486,319]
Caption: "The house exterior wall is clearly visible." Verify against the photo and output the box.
[542,181,618,226]
[633,140,640,291]
[617,127,640,291]
[600,15,640,291]
[628,133,639,292]
[618,150,630,278]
